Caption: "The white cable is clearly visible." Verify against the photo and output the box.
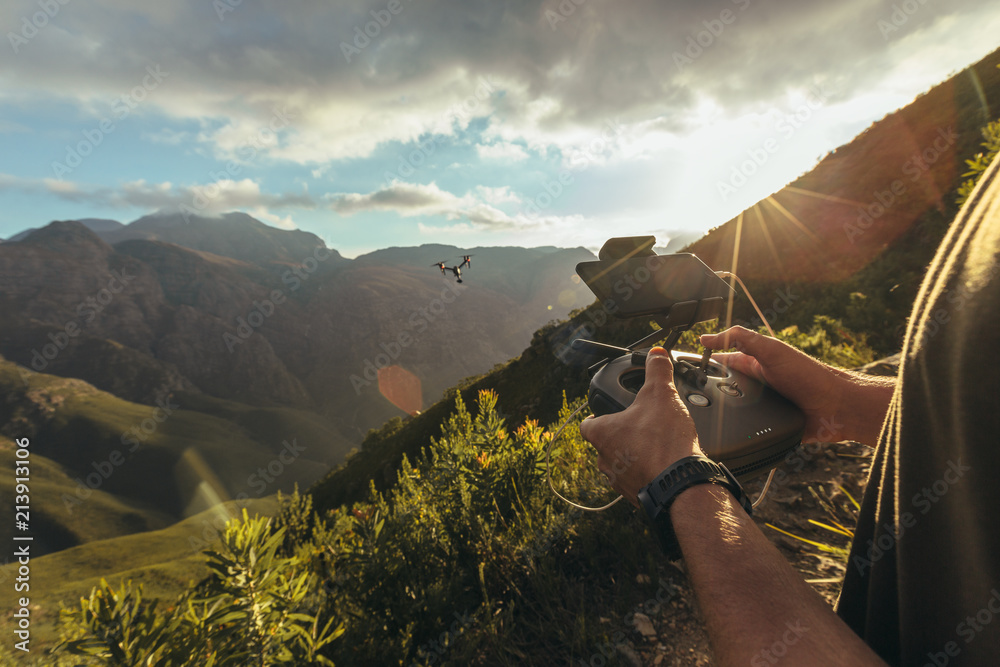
[715,270,777,509]
[546,402,624,512]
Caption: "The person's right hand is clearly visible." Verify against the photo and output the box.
[700,327,894,445]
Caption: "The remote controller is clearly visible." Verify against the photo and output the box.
[572,236,806,482]
[579,343,805,482]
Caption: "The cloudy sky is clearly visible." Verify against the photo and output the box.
[1,0,998,256]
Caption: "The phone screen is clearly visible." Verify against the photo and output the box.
[575,253,733,318]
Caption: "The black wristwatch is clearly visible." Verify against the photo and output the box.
[637,455,753,560]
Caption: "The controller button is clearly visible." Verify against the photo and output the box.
[718,383,742,397]
[687,393,710,407]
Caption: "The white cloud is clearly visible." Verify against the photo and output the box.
[329,181,563,231]
[249,207,297,230]
[476,140,529,161]
[0,173,315,212]
[327,181,463,216]
[142,128,191,145]
[475,185,521,205]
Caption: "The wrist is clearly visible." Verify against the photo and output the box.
[639,456,751,559]
[834,371,895,444]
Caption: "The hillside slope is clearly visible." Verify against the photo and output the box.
[0,356,344,557]
[688,47,1000,283]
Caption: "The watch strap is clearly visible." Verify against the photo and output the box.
[637,455,753,560]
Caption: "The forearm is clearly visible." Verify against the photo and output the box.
[830,370,896,445]
[670,484,887,666]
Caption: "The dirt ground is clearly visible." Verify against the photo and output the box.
[607,437,874,666]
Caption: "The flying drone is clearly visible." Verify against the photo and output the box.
[431,255,473,283]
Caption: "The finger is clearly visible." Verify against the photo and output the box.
[631,346,675,404]
[578,414,599,443]
[701,326,753,351]
[706,350,760,378]
[702,327,781,365]
[579,414,616,459]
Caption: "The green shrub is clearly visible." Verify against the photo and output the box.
[957,118,1000,206]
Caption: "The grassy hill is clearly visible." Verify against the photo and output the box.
[0,494,279,648]
[0,356,349,557]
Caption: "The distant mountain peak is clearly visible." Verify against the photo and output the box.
[94,210,345,268]
[19,220,114,259]
[6,217,123,243]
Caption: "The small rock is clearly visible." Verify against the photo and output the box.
[617,644,643,667]
[636,573,651,585]
[632,612,657,639]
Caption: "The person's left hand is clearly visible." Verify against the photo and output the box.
[578,347,703,505]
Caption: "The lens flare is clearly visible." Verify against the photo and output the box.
[378,365,423,415]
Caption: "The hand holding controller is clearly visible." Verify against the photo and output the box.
[582,342,805,482]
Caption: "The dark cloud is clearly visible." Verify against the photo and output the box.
[0,0,993,160]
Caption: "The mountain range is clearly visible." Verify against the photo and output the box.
[0,211,596,442]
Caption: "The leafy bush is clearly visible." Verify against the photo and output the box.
[957,117,1000,206]
[772,315,876,368]
[56,510,343,666]
[678,315,876,368]
[55,390,658,666]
